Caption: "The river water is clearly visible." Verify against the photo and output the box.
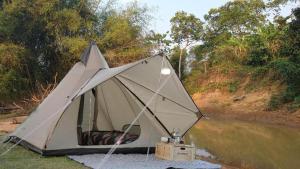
[186,118,300,169]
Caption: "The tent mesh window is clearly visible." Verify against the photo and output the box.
[77,80,141,146]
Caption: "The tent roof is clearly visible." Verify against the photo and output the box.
[77,57,148,96]
[80,41,109,69]
[75,55,202,136]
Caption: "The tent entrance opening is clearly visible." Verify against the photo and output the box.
[77,78,141,146]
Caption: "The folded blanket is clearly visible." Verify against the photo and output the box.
[80,131,139,145]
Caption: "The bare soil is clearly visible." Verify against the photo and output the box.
[0,116,27,133]
[193,89,300,128]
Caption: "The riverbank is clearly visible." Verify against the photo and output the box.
[192,90,300,128]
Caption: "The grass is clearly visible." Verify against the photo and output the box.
[185,119,300,169]
[0,134,87,169]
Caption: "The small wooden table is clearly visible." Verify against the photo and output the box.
[155,142,196,161]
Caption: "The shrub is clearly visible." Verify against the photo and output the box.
[245,34,271,66]
[0,70,29,100]
[0,43,31,101]
[228,81,239,93]
[251,66,269,81]
[267,94,283,111]
[289,96,300,112]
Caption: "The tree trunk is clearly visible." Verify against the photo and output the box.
[178,48,183,80]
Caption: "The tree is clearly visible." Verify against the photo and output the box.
[281,7,300,91]
[97,2,152,66]
[169,46,187,78]
[0,0,152,101]
[198,0,285,67]
[146,30,171,56]
[204,0,266,37]
[0,43,31,100]
[170,11,203,79]
[267,0,299,8]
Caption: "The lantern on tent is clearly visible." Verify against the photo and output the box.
[160,56,171,75]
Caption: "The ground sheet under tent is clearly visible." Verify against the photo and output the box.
[68,154,221,169]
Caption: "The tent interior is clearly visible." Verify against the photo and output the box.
[77,77,143,146]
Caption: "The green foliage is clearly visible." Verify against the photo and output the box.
[267,0,299,8]
[289,97,300,112]
[0,0,151,101]
[198,82,228,93]
[190,45,207,61]
[251,66,270,80]
[245,23,285,66]
[204,0,266,37]
[183,69,202,94]
[268,87,299,111]
[269,7,300,107]
[213,37,249,64]
[246,34,271,66]
[0,0,97,82]
[146,31,171,55]
[169,46,187,77]
[269,59,299,83]
[268,94,284,110]
[228,81,239,93]
[97,2,151,66]
[0,70,29,100]
[186,0,299,111]
[170,11,203,45]
[170,11,203,79]
[0,43,31,100]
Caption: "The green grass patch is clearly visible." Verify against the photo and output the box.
[185,119,300,169]
[0,135,87,169]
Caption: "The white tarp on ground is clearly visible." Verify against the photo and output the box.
[68,154,221,169]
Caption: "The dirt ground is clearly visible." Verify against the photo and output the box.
[193,89,300,128]
[0,116,27,133]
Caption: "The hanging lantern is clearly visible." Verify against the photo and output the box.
[160,56,171,75]
[161,67,171,75]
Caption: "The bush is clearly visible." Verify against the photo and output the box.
[289,96,300,112]
[251,66,269,80]
[0,43,31,101]
[228,81,239,93]
[267,94,283,111]
[0,70,29,100]
[294,96,300,104]
[267,90,300,111]
[245,34,271,66]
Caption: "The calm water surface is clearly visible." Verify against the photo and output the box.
[186,119,300,169]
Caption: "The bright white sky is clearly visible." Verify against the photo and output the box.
[119,0,296,33]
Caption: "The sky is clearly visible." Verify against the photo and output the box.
[120,0,297,33]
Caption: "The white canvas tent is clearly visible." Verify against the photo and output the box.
[7,42,202,156]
